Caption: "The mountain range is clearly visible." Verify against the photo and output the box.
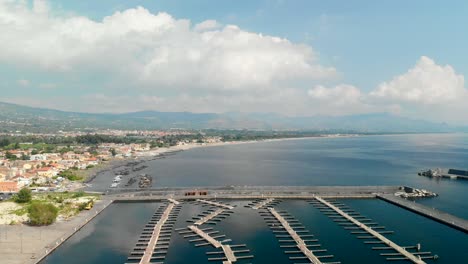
[0,101,464,133]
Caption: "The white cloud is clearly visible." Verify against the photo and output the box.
[370,56,466,104]
[308,84,361,104]
[3,2,467,124]
[17,79,30,87]
[306,84,374,115]
[194,19,222,31]
[0,2,336,93]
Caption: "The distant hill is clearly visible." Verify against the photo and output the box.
[0,101,464,133]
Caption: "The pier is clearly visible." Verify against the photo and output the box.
[108,185,400,200]
[197,199,235,210]
[378,194,468,234]
[182,225,253,263]
[139,202,175,264]
[126,199,181,264]
[267,207,328,264]
[251,198,274,210]
[195,209,225,225]
[314,197,426,264]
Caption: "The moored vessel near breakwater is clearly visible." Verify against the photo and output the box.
[418,168,468,180]
[138,174,153,188]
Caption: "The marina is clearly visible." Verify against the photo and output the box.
[35,134,468,264]
[37,191,468,264]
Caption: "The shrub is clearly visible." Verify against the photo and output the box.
[14,188,32,203]
[28,202,58,226]
[59,169,83,181]
[73,191,85,198]
[78,202,88,211]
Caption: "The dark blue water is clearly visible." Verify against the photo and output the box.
[144,134,468,218]
[40,202,160,263]
[42,134,468,264]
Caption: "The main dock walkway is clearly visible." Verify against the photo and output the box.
[268,208,324,264]
[139,201,177,264]
[378,194,468,233]
[315,197,426,264]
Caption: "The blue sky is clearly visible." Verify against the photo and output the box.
[54,0,468,90]
[1,0,468,123]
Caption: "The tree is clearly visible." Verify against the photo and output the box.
[5,151,17,160]
[109,148,117,156]
[28,202,58,226]
[31,149,39,155]
[0,138,10,148]
[14,188,32,203]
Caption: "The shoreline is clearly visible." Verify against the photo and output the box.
[82,134,357,187]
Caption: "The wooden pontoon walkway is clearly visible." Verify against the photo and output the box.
[252,198,274,210]
[139,202,175,264]
[195,209,225,225]
[268,208,323,264]
[187,225,237,263]
[197,199,234,210]
[315,197,426,264]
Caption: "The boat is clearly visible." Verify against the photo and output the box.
[418,168,468,180]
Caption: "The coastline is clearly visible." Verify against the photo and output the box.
[82,134,357,187]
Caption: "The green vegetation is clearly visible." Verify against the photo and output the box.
[11,207,28,216]
[14,188,32,203]
[59,169,83,181]
[109,148,117,156]
[72,191,85,198]
[5,151,17,160]
[0,191,100,225]
[28,202,59,226]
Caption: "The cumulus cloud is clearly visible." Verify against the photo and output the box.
[0,1,336,92]
[194,19,222,31]
[3,2,467,124]
[370,56,466,104]
[306,84,373,115]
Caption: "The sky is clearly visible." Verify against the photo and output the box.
[1,0,468,124]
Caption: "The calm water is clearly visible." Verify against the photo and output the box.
[43,134,468,263]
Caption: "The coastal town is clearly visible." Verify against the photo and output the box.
[0,130,224,197]
[0,128,336,198]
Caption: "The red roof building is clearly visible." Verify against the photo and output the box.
[0,181,19,192]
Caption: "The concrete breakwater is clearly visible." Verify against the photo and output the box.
[377,194,468,234]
